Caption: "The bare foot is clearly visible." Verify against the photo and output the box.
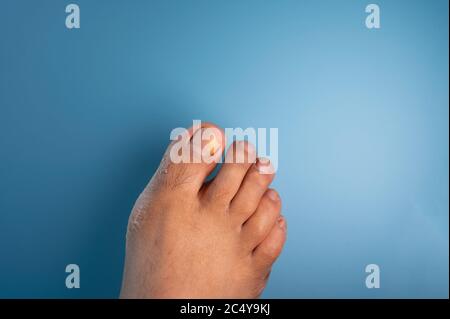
[120,123,286,298]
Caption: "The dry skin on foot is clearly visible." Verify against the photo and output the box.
[120,123,287,298]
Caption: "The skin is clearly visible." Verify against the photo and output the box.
[120,123,287,298]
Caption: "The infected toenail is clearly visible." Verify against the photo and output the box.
[207,134,221,156]
[266,189,279,201]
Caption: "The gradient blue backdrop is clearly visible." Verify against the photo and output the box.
[0,0,448,298]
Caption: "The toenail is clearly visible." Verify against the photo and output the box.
[256,158,274,174]
[207,134,221,156]
[266,189,279,201]
[277,216,286,230]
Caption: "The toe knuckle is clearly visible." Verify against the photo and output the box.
[159,165,197,192]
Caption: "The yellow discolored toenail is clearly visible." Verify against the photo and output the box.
[207,134,221,156]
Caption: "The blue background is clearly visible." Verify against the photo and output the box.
[0,0,448,298]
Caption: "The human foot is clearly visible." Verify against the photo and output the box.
[120,123,286,298]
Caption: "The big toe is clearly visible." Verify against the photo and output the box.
[151,122,225,196]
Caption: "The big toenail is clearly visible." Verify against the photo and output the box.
[266,189,279,201]
[207,135,221,156]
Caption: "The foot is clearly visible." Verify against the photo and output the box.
[120,123,287,298]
